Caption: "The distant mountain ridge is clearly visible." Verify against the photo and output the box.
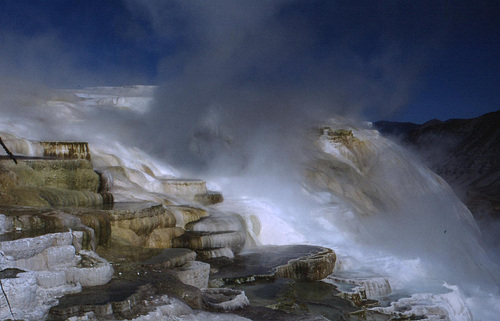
[371,120,420,137]
[374,110,500,222]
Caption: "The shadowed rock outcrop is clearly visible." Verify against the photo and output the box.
[374,111,500,219]
[374,111,500,261]
[95,246,208,309]
[212,245,336,283]
[0,206,105,250]
[47,281,155,320]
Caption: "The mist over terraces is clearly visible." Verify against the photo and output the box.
[0,133,352,320]
[0,86,496,321]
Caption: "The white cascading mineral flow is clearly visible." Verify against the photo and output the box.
[304,123,499,287]
[209,119,500,321]
[309,123,499,319]
[1,86,499,321]
[314,123,500,320]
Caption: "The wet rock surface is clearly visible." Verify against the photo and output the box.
[95,245,206,310]
[0,206,95,245]
[0,199,373,320]
[47,280,153,320]
[185,213,244,232]
[325,273,392,301]
[229,278,389,321]
[212,245,336,282]
[105,202,178,247]
[0,205,113,250]
[92,251,202,309]
[170,260,210,289]
[202,288,250,311]
[173,209,247,264]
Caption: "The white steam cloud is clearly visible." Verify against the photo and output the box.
[129,0,438,172]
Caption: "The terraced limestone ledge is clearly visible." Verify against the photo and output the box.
[0,158,109,207]
[211,245,336,283]
[40,142,91,161]
[63,202,182,249]
[0,230,113,320]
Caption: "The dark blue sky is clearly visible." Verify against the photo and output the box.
[0,0,498,124]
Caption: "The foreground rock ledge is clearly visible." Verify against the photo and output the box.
[211,245,336,282]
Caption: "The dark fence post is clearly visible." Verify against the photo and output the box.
[0,137,18,164]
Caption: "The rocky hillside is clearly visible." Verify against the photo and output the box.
[374,110,500,251]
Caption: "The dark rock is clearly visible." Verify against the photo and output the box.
[96,245,205,309]
[196,247,234,262]
[212,245,336,282]
[373,121,420,137]
[229,278,384,320]
[375,111,500,218]
[0,205,99,249]
[47,280,153,320]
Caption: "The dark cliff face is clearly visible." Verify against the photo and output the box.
[374,110,500,220]
[375,111,500,261]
